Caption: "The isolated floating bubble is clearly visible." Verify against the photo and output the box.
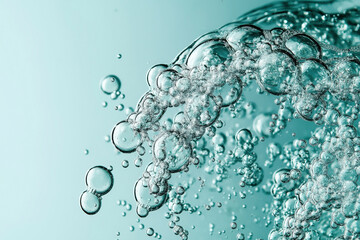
[226,25,264,50]
[146,227,155,236]
[300,59,330,94]
[122,160,129,168]
[112,120,142,153]
[235,128,252,146]
[156,69,179,92]
[213,75,242,107]
[186,39,232,68]
[253,113,272,137]
[100,75,121,95]
[285,34,321,59]
[147,64,168,90]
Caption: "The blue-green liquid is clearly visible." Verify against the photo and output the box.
[81,1,360,239]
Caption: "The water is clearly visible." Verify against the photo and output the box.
[80,0,360,239]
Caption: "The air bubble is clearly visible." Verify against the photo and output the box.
[80,191,101,215]
[122,160,129,168]
[112,121,142,153]
[100,75,121,95]
[146,227,154,236]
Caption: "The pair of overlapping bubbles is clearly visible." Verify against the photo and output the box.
[80,166,114,215]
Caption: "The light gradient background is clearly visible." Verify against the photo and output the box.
[0,0,280,239]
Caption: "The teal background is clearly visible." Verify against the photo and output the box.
[0,0,276,239]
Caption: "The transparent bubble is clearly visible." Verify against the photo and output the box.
[85,166,114,195]
[112,120,142,153]
[253,113,272,137]
[80,191,101,215]
[146,227,155,236]
[257,51,297,95]
[100,75,121,95]
[122,160,129,168]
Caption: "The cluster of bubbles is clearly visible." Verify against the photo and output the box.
[81,0,360,239]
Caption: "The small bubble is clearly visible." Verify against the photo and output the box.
[126,204,132,211]
[134,157,143,168]
[176,186,185,195]
[84,166,114,195]
[122,160,129,168]
[116,104,124,111]
[146,227,154,236]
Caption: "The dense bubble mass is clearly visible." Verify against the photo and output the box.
[81,0,360,239]
[100,75,121,96]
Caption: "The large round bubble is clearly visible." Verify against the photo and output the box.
[111,120,142,153]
